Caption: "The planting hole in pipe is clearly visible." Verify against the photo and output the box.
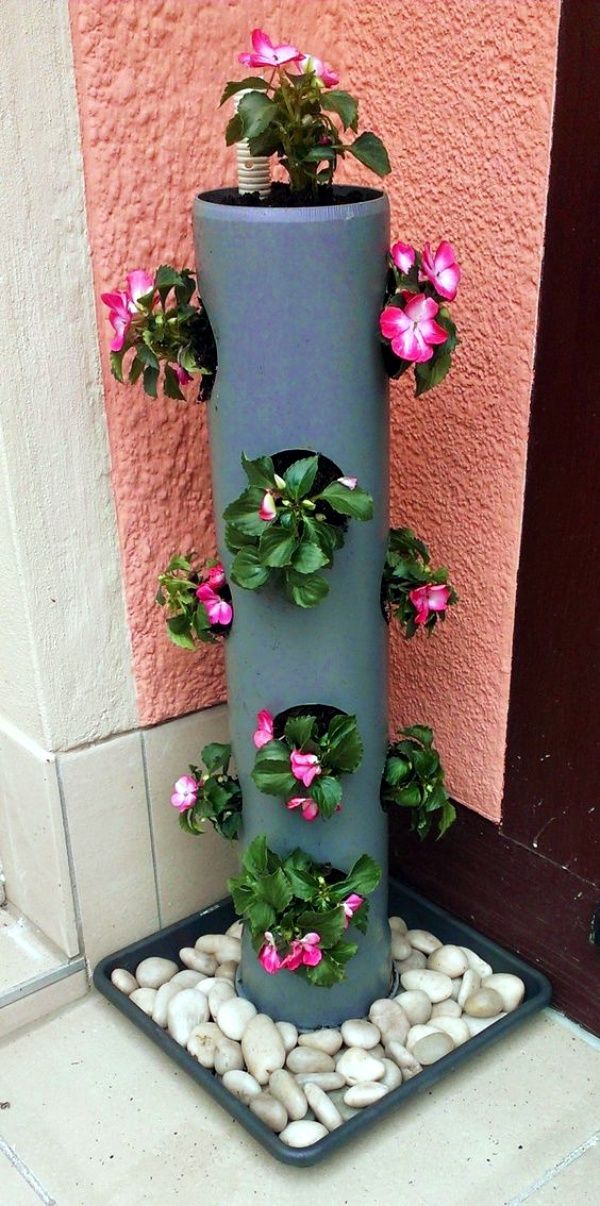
[252,704,364,822]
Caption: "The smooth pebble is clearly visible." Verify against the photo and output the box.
[187,1022,223,1068]
[179,948,218,976]
[280,1121,328,1148]
[215,961,237,983]
[242,1014,286,1084]
[110,968,137,995]
[396,950,427,973]
[341,1019,381,1050]
[391,933,412,961]
[216,997,257,1041]
[214,1038,244,1075]
[463,987,504,1018]
[171,970,206,989]
[369,999,410,1045]
[385,1040,422,1076]
[135,957,178,989]
[275,1021,298,1054]
[459,946,493,979]
[226,920,244,938]
[336,1047,385,1085]
[287,1047,335,1075]
[298,1028,342,1056]
[208,981,236,1019]
[400,969,453,1003]
[195,934,242,963]
[406,929,442,955]
[249,1092,288,1133]
[304,1082,343,1131]
[388,915,408,935]
[295,1072,345,1091]
[427,944,469,978]
[167,988,209,1046]
[344,1081,389,1108]
[394,989,432,1026]
[457,969,481,1010]
[482,973,525,1012]
[152,981,183,1028]
[430,1016,470,1046]
[464,1012,506,1036]
[222,1069,262,1105]
[380,1058,403,1090]
[269,1069,308,1121]
[130,987,157,1016]
[431,999,462,1018]
[412,1031,454,1065]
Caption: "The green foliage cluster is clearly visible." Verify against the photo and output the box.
[252,711,363,820]
[381,725,456,839]
[382,527,457,637]
[382,253,459,396]
[155,554,231,648]
[179,743,242,841]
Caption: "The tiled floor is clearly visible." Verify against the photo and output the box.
[0,997,598,1205]
[0,906,64,996]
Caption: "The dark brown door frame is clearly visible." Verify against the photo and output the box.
[390,0,600,1033]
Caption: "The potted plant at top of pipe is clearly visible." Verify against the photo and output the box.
[101,28,462,1028]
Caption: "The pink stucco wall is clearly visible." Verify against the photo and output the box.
[70,0,559,819]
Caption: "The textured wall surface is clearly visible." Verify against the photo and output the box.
[69,0,559,817]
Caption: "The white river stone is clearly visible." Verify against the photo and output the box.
[396,950,427,973]
[222,1069,262,1105]
[457,969,481,1009]
[216,997,257,1041]
[430,1016,470,1046]
[214,1038,244,1075]
[463,987,504,1018]
[215,961,237,983]
[482,973,525,1012]
[406,929,442,954]
[388,915,408,935]
[269,1069,308,1121]
[341,1018,381,1050]
[304,1082,343,1131]
[187,1022,223,1068]
[336,1047,385,1085]
[179,948,218,976]
[344,1081,389,1108]
[111,968,137,995]
[464,1013,506,1036]
[135,957,178,989]
[167,988,209,1046]
[242,1014,286,1084]
[249,1092,288,1133]
[406,1024,440,1052]
[287,1047,335,1075]
[226,920,244,939]
[298,1028,343,1056]
[368,999,410,1045]
[275,1021,298,1054]
[380,1058,403,1090]
[394,989,432,1026]
[130,987,157,1015]
[400,969,453,1003]
[171,970,206,989]
[384,1040,422,1077]
[431,998,463,1018]
[427,944,469,978]
[412,1031,454,1065]
[195,934,242,963]
[295,1072,345,1091]
[280,1121,328,1148]
[391,933,412,961]
[153,981,183,1028]
[459,946,493,979]
[328,1088,359,1121]
[208,981,236,1018]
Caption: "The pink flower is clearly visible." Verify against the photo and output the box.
[298,54,339,87]
[391,242,416,274]
[196,582,233,627]
[206,563,226,590]
[290,750,322,788]
[100,291,132,352]
[379,294,448,364]
[126,270,154,307]
[337,476,357,490]
[419,241,461,301]
[296,932,323,967]
[259,491,277,522]
[253,709,274,750]
[286,796,319,822]
[170,774,198,812]
[239,29,302,69]
[341,893,364,927]
[409,583,452,625]
[258,932,285,975]
[174,364,193,387]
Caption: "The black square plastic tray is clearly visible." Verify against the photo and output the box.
[94,878,551,1166]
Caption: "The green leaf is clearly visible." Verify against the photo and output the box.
[437,801,457,838]
[163,363,185,401]
[283,455,318,501]
[155,265,182,292]
[247,899,277,934]
[412,747,440,779]
[384,755,411,786]
[252,741,297,796]
[403,724,433,748]
[242,834,269,878]
[305,952,349,987]
[284,569,329,609]
[219,77,269,106]
[110,349,125,383]
[317,481,373,521]
[201,742,231,774]
[296,905,345,949]
[415,350,452,396]
[395,782,423,808]
[256,868,294,912]
[311,775,342,819]
[332,853,382,900]
[241,452,275,489]
[291,538,329,574]
[347,131,391,177]
[225,526,257,554]
[326,713,364,773]
[223,487,266,536]
[321,90,358,131]
[302,516,339,561]
[237,91,277,140]
[142,365,159,398]
[230,547,270,590]
[128,356,144,386]
[258,525,298,568]
[225,112,244,145]
[166,615,195,650]
[284,714,316,749]
[302,146,337,164]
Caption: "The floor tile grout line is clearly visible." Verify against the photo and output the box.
[0,1136,56,1205]
[505,1129,600,1205]
[140,730,163,929]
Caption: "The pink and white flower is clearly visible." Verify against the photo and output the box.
[258,932,285,974]
[196,582,233,627]
[298,53,339,88]
[337,476,357,490]
[286,796,319,822]
[419,241,461,301]
[170,774,199,812]
[258,491,277,521]
[293,932,323,968]
[206,563,226,590]
[391,241,416,274]
[253,709,274,750]
[290,749,322,788]
[101,270,154,352]
[379,294,448,364]
[409,583,452,625]
[239,28,302,69]
[341,893,364,927]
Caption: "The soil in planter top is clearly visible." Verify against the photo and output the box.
[207,183,378,208]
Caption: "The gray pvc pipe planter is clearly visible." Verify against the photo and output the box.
[193,186,391,1028]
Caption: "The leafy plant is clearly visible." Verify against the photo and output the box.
[102,266,217,402]
[223,452,373,607]
[156,555,233,649]
[174,743,242,841]
[222,31,390,196]
[229,835,381,986]
[252,709,363,821]
[382,527,457,637]
[379,240,460,396]
[381,725,456,839]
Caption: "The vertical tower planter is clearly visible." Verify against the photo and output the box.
[193,186,391,1027]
